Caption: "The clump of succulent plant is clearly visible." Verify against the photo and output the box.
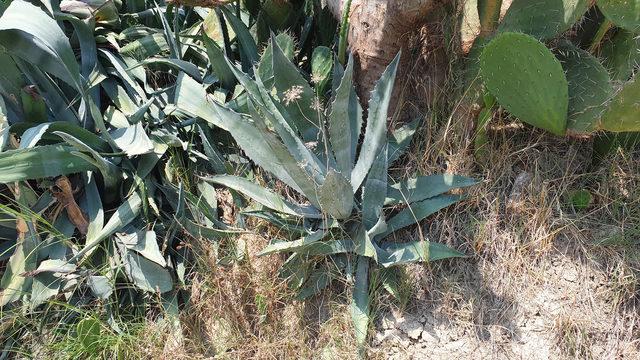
[174,36,476,350]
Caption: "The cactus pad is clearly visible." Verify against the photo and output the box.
[600,30,640,81]
[480,32,568,135]
[498,0,589,40]
[597,0,640,32]
[600,76,640,132]
[555,41,612,134]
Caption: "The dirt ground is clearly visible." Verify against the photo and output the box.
[366,124,640,359]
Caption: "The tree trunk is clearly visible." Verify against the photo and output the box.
[326,0,447,107]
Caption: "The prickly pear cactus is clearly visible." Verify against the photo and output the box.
[597,0,640,32]
[600,30,640,81]
[555,41,613,134]
[498,0,589,40]
[600,75,640,132]
[480,32,568,135]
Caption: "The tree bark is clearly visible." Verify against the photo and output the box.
[326,0,446,105]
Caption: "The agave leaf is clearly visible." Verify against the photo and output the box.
[0,219,38,306]
[353,224,380,261]
[225,57,265,106]
[254,73,326,183]
[130,58,202,82]
[351,256,370,353]
[12,121,110,153]
[127,98,154,125]
[270,36,322,142]
[351,53,401,191]
[296,268,331,300]
[258,230,329,256]
[120,33,169,59]
[381,195,464,238]
[56,12,99,126]
[80,172,104,245]
[0,145,95,183]
[385,174,478,205]
[110,122,155,156]
[328,54,362,175]
[121,248,173,293]
[202,175,322,218]
[220,6,259,72]
[202,7,235,44]
[202,34,236,90]
[177,217,243,240]
[388,118,420,164]
[0,99,8,152]
[54,131,121,190]
[30,272,61,309]
[377,241,465,267]
[99,49,147,102]
[209,96,321,203]
[116,225,166,267]
[18,123,55,149]
[0,0,81,89]
[317,170,354,219]
[72,191,142,263]
[197,125,227,174]
[297,239,356,256]
[155,4,180,59]
[257,32,295,89]
[195,180,219,226]
[362,146,388,228]
[102,79,139,117]
[0,53,25,116]
[88,276,113,300]
[38,213,74,262]
[172,73,220,122]
[15,60,79,123]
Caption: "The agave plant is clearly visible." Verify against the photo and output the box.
[0,0,250,316]
[174,36,476,350]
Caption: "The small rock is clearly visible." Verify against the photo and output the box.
[398,318,424,340]
[562,268,579,283]
[379,329,403,344]
[380,313,397,330]
[420,330,438,343]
